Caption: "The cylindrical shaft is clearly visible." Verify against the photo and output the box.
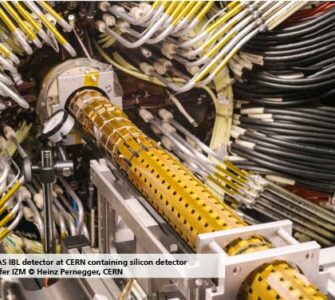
[41,149,55,253]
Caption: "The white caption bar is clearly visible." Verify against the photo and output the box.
[0,254,226,278]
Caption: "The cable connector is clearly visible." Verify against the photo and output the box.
[96,20,106,33]
[118,21,130,33]
[23,207,34,222]
[98,2,111,12]
[17,186,31,200]
[161,136,173,150]
[33,192,43,210]
[158,109,173,122]
[161,42,176,59]
[130,3,151,21]
[102,14,115,27]
[3,125,16,141]
[236,139,255,150]
[153,58,172,75]
[162,122,176,134]
[0,136,8,152]
[139,63,154,76]
[11,71,23,85]
[186,65,200,76]
[150,125,160,135]
[139,108,153,123]
[241,107,264,115]
[53,183,64,195]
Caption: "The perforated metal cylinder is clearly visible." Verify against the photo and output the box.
[238,261,326,300]
[67,90,326,300]
[68,89,246,247]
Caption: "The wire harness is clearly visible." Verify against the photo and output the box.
[97,1,306,92]
[0,1,76,110]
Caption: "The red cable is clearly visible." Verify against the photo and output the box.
[284,2,335,24]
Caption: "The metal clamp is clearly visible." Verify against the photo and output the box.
[24,148,73,253]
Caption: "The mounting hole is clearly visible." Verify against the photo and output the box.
[305,252,313,260]
[233,266,241,275]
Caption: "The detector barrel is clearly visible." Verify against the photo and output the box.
[67,89,326,300]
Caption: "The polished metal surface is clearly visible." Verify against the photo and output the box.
[41,149,55,254]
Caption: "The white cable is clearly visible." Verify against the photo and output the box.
[105,12,171,48]
[0,81,29,109]
[58,177,84,235]
[0,72,13,85]
[0,162,9,195]
[54,197,76,236]
[167,92,198,127]
[8,209,23,232]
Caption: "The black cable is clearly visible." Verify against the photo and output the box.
[234,89,327,107]
[244,130,335,156]
[251,10,335,40]
[234,163,335,193]
[263,48,335,68]
[264,108,335,123]
[231,144,335,180]
[252,70,335,86]
[269,135,335,146]
[290,107,335,118]
[263,42,335,63]
[241,89,335,107]
[234,81,335,106]
[238,134,335,164]
[276,154,335,172]
[230,9,335,194]
[240,116,335,134]
[243,31,335,53]
[249,23,335,50]
[236,123,335,139]
[271,115,335,130]
[273,8,335,33]
[320,106,335,112]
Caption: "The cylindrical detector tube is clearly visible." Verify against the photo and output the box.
[68,89,245,247]
[67,89,326,300]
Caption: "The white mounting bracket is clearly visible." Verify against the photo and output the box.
[197,221,328,300]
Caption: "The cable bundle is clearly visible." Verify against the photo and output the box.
[137,107,335,247]
[98,1,306,92]
[284,2,335,24]
[228,5,335,197]
[0,1,75,110]
[231,106,335,194]
[230,5,335,106]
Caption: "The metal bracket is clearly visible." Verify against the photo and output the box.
[90,159,204,299]
[58,70,122,109]
[37,58,123,123]
[90,159,169,254]
[198,221,326,300]
[197,220,293,253]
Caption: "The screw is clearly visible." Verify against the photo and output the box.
[306,253,313,260]
[233,266,241,275]
[195,279,203,287]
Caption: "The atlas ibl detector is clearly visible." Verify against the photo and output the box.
[0,2,335,300]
